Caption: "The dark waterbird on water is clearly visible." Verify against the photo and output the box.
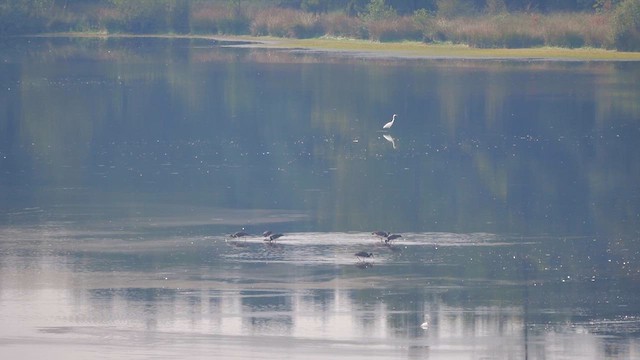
[227,230,250,248]
[231,231,250,238]
[372,231,389,238]
[385,234,402,243]
[264,233,283,242]
[262,230,273,237]
[355,251,374,261]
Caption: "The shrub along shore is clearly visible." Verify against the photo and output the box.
[2,0,640,53]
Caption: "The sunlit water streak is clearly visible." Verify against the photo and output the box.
[1,220,639,359]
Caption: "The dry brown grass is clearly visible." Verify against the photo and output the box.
[320,12,366,39]
[191,3,252,34]
[425,12,614,49]
[540,13,613,48]
[251,8,322,38]
[366,16,423,42]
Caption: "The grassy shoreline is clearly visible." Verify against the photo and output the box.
[29,32,640,61]
[270,36,640,60]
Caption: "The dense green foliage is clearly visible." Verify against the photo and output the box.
[107,0,190,34]
[613,0,640,50]
[268,0,624,14]
[0,0,53,33]
[0,0,638,50]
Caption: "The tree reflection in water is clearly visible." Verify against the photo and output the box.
[0,37,639,359]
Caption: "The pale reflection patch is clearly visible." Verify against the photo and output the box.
[1,224,638,359]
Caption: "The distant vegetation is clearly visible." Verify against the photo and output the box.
[1,0,640,50]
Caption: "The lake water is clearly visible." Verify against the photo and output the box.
[1,37,639,359]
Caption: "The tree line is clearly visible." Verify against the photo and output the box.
[1,0,639,50]
[277,0,621,14]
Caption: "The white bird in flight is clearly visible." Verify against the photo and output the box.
[383,114,397,129]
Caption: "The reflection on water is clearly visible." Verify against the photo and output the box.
[382,134,397,149]
[2,37,639,238]
[1,37,639,359]
[1,216,639,359]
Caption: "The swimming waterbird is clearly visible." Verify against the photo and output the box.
[355,251,374,261]
[372,231,389,238]
[385,234,402,243]
[231,231,250,238]
[264,233,283,242]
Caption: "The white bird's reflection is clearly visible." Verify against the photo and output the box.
[383,134,397,149]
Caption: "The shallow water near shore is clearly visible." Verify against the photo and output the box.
[1,37,639,359]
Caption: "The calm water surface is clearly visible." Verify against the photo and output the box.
[1,37,639,359]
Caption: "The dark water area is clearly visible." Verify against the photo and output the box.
[1,37,639,359]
